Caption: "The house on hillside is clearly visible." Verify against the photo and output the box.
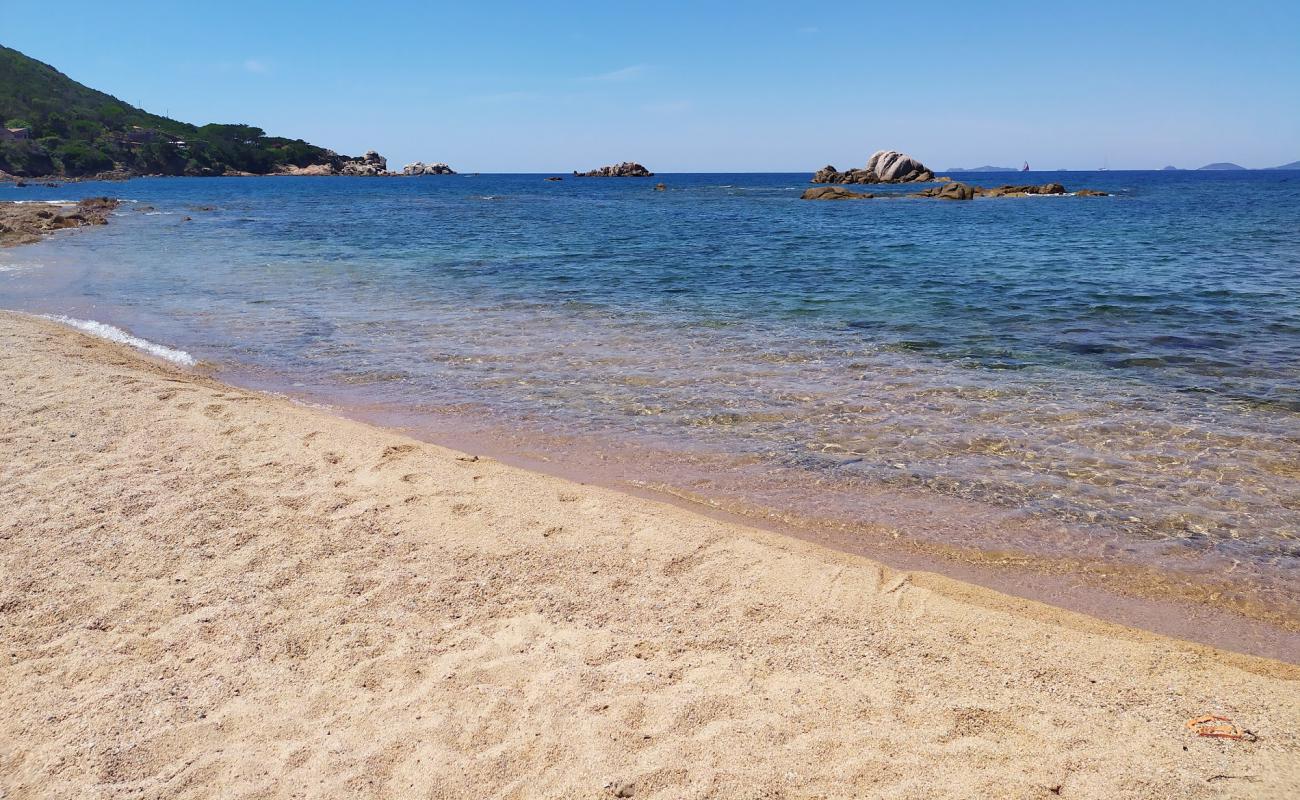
[1,127,31,141]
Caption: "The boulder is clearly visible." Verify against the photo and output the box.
[913,182,976,200]
[801,186,874,200]
[981,183,1068,197]
[913,182,1104,200]
[279,163,335,176]
[811,165,880,184]
[574,162,654,177]
[402,161,456,175]
[339,150,390,176]
[865,150,933,182]
[1,197,120,246]
[811,150,934,184]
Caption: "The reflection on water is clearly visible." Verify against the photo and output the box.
[2,172,1298,627]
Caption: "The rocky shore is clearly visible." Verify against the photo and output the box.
[574,162,654,177]
[278,150,393,177]
[0,197,120,247]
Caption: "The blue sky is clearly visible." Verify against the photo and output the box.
[4,1,1298,171]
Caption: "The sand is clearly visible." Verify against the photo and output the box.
[1,310,1297,799]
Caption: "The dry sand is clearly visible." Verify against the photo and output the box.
[1,310,1297,799]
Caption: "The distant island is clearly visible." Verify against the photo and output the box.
[0,44,383,179]
[945,166,1018,172]
[1161,165,1180,171]
[1268,160,1300,170]
[573,162,654,177]
[1197,162,1246,170]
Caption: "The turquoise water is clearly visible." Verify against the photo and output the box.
[3,171,1298,617]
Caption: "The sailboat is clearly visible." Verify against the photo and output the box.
[1021,161,1029,172]
[1099,155,1109,172]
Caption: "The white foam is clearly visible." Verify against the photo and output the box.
[39,314,196,366]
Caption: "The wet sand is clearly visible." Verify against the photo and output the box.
[2,311,1298,799]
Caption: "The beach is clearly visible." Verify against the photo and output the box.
[2,310,1298,799]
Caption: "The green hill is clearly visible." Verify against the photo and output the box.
[0,44,351,178]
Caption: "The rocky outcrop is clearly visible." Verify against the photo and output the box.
[1,197,120,247]
[812,165,879,184]
[402,161,456,175]
[913,182,977,200]
[801,186,874,200]
[981,182,1067,197]
[911,182,1106,200]
[812,150,934,185]
[277,150,393,177]
[544,176,563,181]
[339,151,389,176]
[574,162,653,177]
[866,150,932,182]
[278,164,336,176]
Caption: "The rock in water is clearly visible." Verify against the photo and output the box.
[574,162,654,177]
[865,150,933,182]
[402,161,456,175]
[913,182,977,200]
[811,150,934,184]
[980,183,1068,197]
[801,186,874,200]
[811,165,880,184]
[911,182,1104,200]
[339,151,390,176]
[654,182,666,191]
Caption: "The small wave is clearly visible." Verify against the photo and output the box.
[39,314,196,366]
[8,199,77,205]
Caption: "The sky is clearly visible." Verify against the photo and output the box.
[3,0,1299,172]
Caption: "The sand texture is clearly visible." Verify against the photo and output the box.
[1,311,1297,799]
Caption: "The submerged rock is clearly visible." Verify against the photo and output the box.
[544,176,563,181]
[654,182,666,191]
[801,186,874,200]
[574,162,654,177]
[1,197,120,246]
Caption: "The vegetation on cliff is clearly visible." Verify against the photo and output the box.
[0,44,349,178]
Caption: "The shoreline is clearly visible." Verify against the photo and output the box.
[2,310,1298,796]
[225,365,1300,664]
[14,300,1300,663]
[3,199,1296,661]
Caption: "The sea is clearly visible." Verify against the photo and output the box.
[4,170,1298,656]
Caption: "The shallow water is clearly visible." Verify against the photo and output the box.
[3,171,1299,628]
